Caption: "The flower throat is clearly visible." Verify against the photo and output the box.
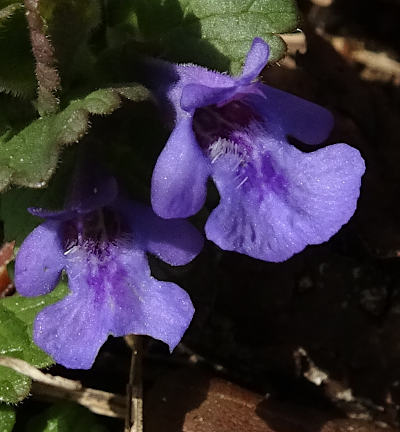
[62,208,122,254]
[192,99,259,153]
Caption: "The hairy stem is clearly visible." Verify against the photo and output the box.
[24,0,60,115]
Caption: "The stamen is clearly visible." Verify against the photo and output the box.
[208,138,246,165]
[236,176,248,189]
[208,137,252,190]
[63,246,78,256]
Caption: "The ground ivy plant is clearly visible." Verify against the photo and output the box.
[0,0,365,429]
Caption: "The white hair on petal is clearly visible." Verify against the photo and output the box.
[208,138,246,164]
[208,138,251,189]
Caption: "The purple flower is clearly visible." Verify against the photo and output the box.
[14,169,203,369]
[149,38,365,262]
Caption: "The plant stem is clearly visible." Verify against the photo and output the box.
[125,335,144,432]
[24,0,60,115]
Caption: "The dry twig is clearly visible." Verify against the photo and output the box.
[0,356,126,418]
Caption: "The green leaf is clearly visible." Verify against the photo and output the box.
[27,402,107,432]
[0,84,152,192]
[0,0,22,7]
[107,0,299,73]
[0,366,31,405]
[0,306,34,403]
[0,2,22,20]
[0,149,72,245]
[0,7,36,98]
[0,282,68,403]
[0,188,41,245]
[0,404,15,432]
[1,282,68,336]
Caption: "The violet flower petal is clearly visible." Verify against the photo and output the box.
[15,220,65,296]
[181,84,239,113]
[34,291,110,369]
[205,140,365,262]
[255,84,334,145]
[151,116,211,218]
[118,200,204,266]
[141,59,234,123]
[239,37,270,83]
[180,38,269,114]
[28,172,118,220]
[107,247,194,351]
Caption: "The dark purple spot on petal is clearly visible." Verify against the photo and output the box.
[241,152,289,202]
